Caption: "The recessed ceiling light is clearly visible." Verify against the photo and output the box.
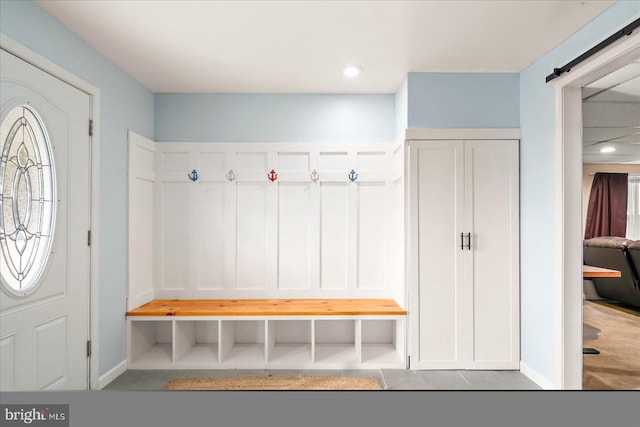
[599,146,616,153]
[343,65,362,78]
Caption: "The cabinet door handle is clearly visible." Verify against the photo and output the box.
[460,233,464,250]
[465,233,472,250]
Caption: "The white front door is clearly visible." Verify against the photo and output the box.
[0,49,91,390]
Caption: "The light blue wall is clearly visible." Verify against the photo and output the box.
[407,72,520,128]
[155,93,394,142]
[519,1,639,383]
[0,1,155,376]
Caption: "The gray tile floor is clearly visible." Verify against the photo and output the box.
[103,369,541,391]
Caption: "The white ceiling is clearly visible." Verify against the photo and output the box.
[583,61,640,164]
[36,0,616,93]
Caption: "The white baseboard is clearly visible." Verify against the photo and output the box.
[520,361,555,390]
[97,360,127,390]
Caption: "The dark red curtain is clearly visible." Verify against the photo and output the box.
[585,172,628,239]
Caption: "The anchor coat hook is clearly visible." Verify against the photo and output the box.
[310,169,320,182]
[267,169,278,182]
[187,169,199,182]
[226,169,236,181]
[348,169,358,182]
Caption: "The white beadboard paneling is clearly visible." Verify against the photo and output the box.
[197,182,226,289]
[199,152,226,173]
[278,152,309,172]
[236,182,269,289]
[162,183,191,290]
[132,177,154,296]
[278,183,313,289]
[357,183,386,289]
[138,143,155,172]
[357,151,386,171]
[319,152,348,172]
[128,132,156,309]
[163,152,189,171]
[152,141,402,300]
[320,183,349,289]
[237,152,268,172]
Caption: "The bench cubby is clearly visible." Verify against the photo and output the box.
[128,320,173,368]
[266,319,313,366]
[314,319,359,367]
[127,299,407,369]
[174,320,219,367]
[219,320,265,366]
[360,319,405,367]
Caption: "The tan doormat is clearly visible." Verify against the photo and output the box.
[163,375,383,391]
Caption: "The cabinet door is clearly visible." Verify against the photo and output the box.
[464,140,519,369]
[410,140,465,369]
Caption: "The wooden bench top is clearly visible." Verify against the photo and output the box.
[127,299,406,317]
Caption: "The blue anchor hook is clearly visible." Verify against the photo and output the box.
[187,169,199,182]
[348,169,358,182]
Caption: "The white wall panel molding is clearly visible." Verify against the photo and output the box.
[128,132,156,310]
[143,141,403,301]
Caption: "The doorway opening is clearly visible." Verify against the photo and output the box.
[580,61,640,390]
[556,30,640,390]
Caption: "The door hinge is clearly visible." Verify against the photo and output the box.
[87,340,92,357]
[89,120,94,137]
[87,230,92,246]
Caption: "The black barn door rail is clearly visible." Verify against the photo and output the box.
[545,17,640,83]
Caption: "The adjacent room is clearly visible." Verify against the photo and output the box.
[1,0,639,393]
[581,61,640,390]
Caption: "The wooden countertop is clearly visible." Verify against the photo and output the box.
[127,299,407,317]
[583,265,622,278]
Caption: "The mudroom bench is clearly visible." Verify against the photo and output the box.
[126,299,407,370]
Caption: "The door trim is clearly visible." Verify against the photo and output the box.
[553,29,640,389]
[1,33,102,390]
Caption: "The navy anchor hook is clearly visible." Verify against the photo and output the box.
[348,169,358,182]
[187,169,199,182]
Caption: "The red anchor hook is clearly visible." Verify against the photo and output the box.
[267,169,278,182]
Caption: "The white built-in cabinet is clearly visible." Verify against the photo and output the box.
[128,130,521,371]
[127,316,406,369]
[409,135,520,370]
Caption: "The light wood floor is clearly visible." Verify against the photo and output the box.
[583,300,640,390]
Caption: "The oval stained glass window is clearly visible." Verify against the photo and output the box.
[0,105,56,296]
